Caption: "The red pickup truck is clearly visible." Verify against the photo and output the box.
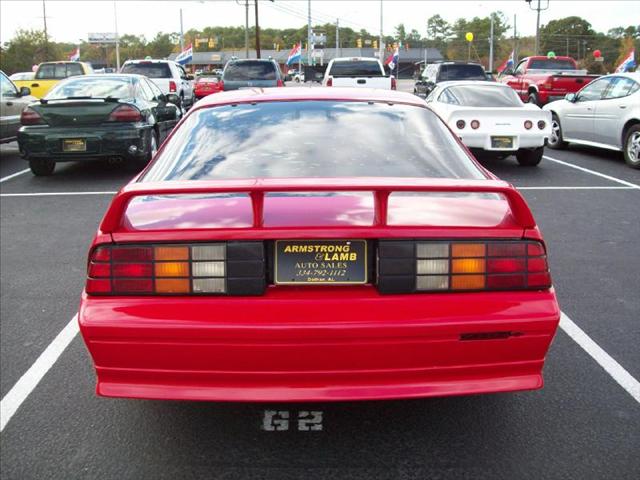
[498,56,599,106]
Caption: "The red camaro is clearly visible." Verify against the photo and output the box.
[78,87,560,402]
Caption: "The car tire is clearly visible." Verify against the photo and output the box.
[29,158,55,176]
[622,124,640,169]
[527,92,540,106]
[548,114,568,150]
[146,129,159,162]
[516,147,543,167]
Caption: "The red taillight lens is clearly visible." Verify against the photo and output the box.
[456,120,466,129]
[391,77,397,90]
[537,120,546,130]
[108,105,142,122]
[470,120,480,129]
[169,80,177,92]
[20,107,45,125]
[524,120,533,130]
[277,79,284,87]
[326,77,333,86]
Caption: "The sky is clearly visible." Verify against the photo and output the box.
[1,0,639,44]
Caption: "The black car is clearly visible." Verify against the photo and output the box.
[414,62,489,97]
[221,59,284,91]
[17,74,180,176]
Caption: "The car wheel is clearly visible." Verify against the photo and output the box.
[146,130,159,162]
[548,114,568,150]
[527,92,540,106]
[623,124,640,169]
[516,147,543,167]
[29,158,55,176]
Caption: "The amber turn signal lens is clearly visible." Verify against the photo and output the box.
[154,246,189,261]
[155,262,189,277]
[155,278,190,293]
[452,243,485,258]
[452,275,485,290]
[452,258,486,274]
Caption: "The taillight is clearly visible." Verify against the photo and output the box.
[20,107,45,125]
[456,120,466,129]
[391,77,397,90]
[277,79,284,87]
[326,77,333,86]
[169,80,177,92]
[377,240,551,294]
[537,120,546,130]
[470,120,480,129]
[108,105,142,122]
[219,80,224,90]
[524,120,533,130]
[86,242,265,296]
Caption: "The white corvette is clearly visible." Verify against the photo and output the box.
[425,81,552,166]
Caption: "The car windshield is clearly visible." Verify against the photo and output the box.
[438,65,486,81]
[528,59,576,70]
[329,60,384,77]
[121,63,172,78]
[143,101,484,182]
[223,62,277,81]
[441,85,521,107]
[46,77,133,99]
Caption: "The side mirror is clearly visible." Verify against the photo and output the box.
[565,93,576,102]
[166,93,181,105]
[19,86,31,96]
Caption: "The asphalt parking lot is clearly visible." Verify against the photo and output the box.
[1,84,639,479]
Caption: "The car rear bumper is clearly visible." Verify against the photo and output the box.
[79,287,560,402]
[17,124,151,161]
[459,131,548,151]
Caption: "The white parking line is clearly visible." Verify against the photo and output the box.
[1,310,638,432]
[0,315,79,432]
[0,169,30,184]
[543,155,640,189]
[0,191,117,197]
[560,312,640,404]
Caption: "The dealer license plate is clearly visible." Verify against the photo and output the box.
[275,240,367,285]
[491,136,514,149]
[62,138,86,152]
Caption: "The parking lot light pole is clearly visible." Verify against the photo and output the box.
[179,8,184,51]
[114,1,120,70]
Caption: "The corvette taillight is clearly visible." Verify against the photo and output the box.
[169,80,177,92]
[86,242,265,296]
[108,105,142,122]
[377,240,551,294]
[20,107,45,125]
[524,120,533,130]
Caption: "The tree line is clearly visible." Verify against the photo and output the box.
[1,14,637,74]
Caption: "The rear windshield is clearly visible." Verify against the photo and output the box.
[46,76,133,100]
[528,59,576,70]
[223,61,277,81]
[438,65,486,81]
[143,101,484,182]
[439,85,521,107]
[329,60,384,77]
[36,63,83,80]
[121,63,172,78]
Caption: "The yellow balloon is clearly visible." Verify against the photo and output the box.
[465,32,474,42]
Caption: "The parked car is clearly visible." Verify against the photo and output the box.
[78,87,559,403]
[426,81,551,166]
[498,56,599,106]
[9,72,35,81]
[414,62,488,97]
[12,61,93,99]
[221,58,284,91]
[1,70,37,143]
[121,59,195,109]
[194,74,223,99]
[323,57,395,89]
[18,74,180,176]
[543,72,640,168]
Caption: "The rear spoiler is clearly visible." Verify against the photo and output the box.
[100,178,536,233]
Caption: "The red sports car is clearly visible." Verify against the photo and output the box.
[193,75,223,99]
[78,87,560,402]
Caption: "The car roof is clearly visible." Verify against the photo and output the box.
[195,87,426,108]
[227,58,276,63]
[435,61,484,67]
[123,59,176,64]
[435,80,508,88]
[331,57,380,62]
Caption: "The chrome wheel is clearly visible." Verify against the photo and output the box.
[550,119,561,145]
[627,131,640,162]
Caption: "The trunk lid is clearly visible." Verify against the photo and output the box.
[32,99,122,127]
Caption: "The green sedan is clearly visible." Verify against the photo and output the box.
[18,74,180,176]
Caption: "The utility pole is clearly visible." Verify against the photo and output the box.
[378,0,383,61]
[307,0,312,66]
[255,0,261,58]
[245,0,249,58]
[42,0,49,58]
[336,18,339,58]
[513,14,517,63]
[489,14,494,72]
[527,0,549,56]
[179,8,184,51]
[114,1,120,70]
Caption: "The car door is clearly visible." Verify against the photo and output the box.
[0,71,32,142]
[176,64,193,102]
[592,76,639,148]
[562,77,612,142]
[501,60,527,100]
[143,78,178,141]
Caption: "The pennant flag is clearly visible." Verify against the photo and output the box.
[68,47,80,61]
[175,43,193,65]
[497,50,515,73]
[286,43,302,65]
[385,46,399,70]
[615,48,636,73]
